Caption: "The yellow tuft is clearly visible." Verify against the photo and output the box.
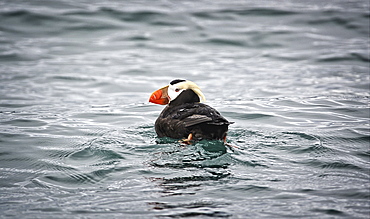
[179,80,206,103]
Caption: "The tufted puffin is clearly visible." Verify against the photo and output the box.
[149,79,233,143]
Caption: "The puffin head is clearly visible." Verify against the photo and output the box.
[149,79,206,105]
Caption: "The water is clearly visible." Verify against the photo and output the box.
[0,0,369,218]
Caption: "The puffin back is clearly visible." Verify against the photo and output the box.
[155,102,232,140]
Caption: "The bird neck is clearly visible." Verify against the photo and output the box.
[169,89,200,107]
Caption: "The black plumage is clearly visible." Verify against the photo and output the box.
[154,89,233,141]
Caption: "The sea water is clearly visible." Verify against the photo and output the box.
[0,0,369,218]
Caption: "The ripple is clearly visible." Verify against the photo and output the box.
[63,7,171,26]
[43,171,99,185]
[301,159,365,171]
[316,53,369,63]
[205,37,247,47]
[68,146,123,161]
[192,8,297,19]
[50,75,96,82]
[149,200,232,218]
[0,9,75,35]
[1,118,47,127]
[310,208,346,217]
[30,128,146,188]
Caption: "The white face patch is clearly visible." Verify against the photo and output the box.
[167,83,185,102]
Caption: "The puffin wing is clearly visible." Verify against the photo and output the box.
[183,114,213,127]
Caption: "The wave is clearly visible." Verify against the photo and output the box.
[192,8,298,19]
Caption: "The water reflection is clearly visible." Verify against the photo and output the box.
[145,140,233,216]
[147,140,231,198]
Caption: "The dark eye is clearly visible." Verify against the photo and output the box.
[175,88,180,92]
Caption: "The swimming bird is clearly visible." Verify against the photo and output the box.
[149,79,233,143]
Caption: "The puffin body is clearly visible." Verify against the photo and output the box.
[149,79,233,142]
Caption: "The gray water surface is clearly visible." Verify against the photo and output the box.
[0,0,369,218]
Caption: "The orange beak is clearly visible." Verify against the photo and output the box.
[149,85,169,105]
